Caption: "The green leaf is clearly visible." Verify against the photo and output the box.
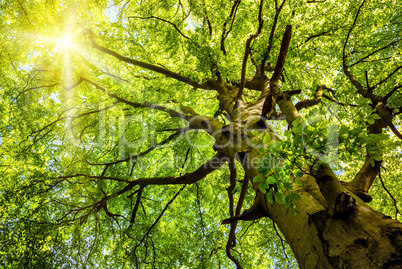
[253,175,264,182]
[289,192,301,202]
[293,117,302,127]
[262,133,271,144]
[284,182,293,190]
[258,183,267,194]
[371,113,381,120]
[369,157,375,167]
[267,189,274,204]
[284,195,291,208]
[274,192,285,204]
[294,169,304,178]
[373,155,382,161]
[266,176,276,185]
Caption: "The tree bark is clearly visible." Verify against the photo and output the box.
[267,184,402,268]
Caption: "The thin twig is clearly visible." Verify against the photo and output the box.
[379,170,401,220]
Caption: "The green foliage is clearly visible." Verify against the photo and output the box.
[0,0,401,268]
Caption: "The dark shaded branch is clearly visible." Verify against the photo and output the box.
[384,85,402,104]
[295,86,323,111]
[270,25,292,85]
[236,0,264,100]
[66,77,84,91]
[345,102,393,200]
[365,71,371,92]
[117,153,227,194]
[88,130,184,166]
[180,148,191,174]
[133,185,186,253]
[20,104,115,149]
[80,77,187,118]
[349,40,400,68]
[195,183,207,239]
[261,25,292,116]
[374,65,402,88]
[12,83,59,103]
[304,31,329,44]
[220,0,241,55]
[224,162,248,268]
[225,231,243,269]
[236,175,249,216]
[227,158,237,218]
[342,0,383,104]
[88,33,208,89]
[272,220,290,263]
[222,187,268,224]
[287,89,302,96]
[389,123,402,140]
[202,0,213,36]
[128,16,191,41]
[322,94,358,107]
[129,188,143,227]
[379,170,401,220]
[317,86,359,107]
[260,0,287,72]
[50,174,129,183]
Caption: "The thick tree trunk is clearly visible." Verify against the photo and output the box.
[269,193,402,268]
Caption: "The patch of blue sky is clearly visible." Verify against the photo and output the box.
[105,2,119,23]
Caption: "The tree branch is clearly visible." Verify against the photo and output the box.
[295,86,323,111]
[349,40,400,68]
[128,16,191,41]
[304,31,329,44]
[80,77,187,118]
[220,0,241,55]
[342,0,383,104]
[129,187,143,227]
[260,0,287,73]
[261,25,292,117]
[379,170,401,220]
[227,158,237,218]
[117,153,227,194]
[384,85,402,104]
[389,123,402,140]
[88,130,185,167]
[237,0,264,99]
[87,32,208,89]
[12,83,59,103]
[374,65,402,88]
[133,185,186,254]
[345,102,393,201]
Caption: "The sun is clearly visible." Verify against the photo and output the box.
[55,34,74,50]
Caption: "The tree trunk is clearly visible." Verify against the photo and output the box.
[241,149,402,268]
[268,192,402,268]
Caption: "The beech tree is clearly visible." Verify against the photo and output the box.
[1,0,401,268]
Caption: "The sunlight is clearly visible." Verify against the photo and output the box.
[57,34,74,49]
[54,32,76,52]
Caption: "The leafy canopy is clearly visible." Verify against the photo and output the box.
[0,0,401,268]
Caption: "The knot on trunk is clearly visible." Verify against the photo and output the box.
[333,191,356,219]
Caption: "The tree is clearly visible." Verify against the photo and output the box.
[0,0,401,268]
